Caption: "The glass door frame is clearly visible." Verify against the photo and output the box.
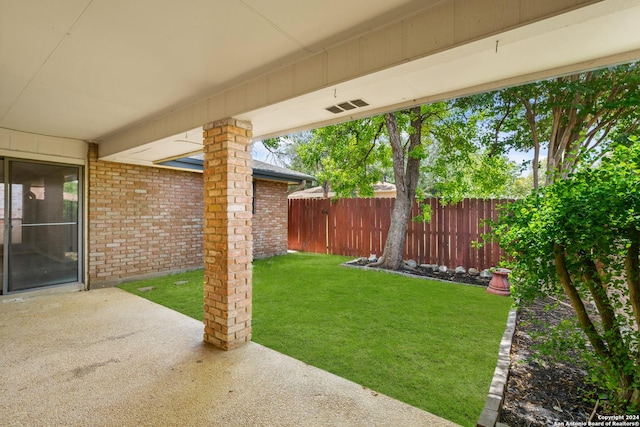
[1,157,84,295]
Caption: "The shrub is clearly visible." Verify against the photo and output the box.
[492,138,640,410]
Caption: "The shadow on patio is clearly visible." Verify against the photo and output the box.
[0,288,458,426]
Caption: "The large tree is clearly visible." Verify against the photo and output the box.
[374,107,424,270]
[298,104,452,269]
[294,101,518,270]
[378,106,516,268]
[460,62,640,189]
[376,106,519,268]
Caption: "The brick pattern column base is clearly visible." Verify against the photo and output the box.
[202,118,253,350]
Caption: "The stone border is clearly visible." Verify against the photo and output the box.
[341,261,487,289]
[477,309,517,427]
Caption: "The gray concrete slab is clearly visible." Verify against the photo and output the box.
[0,288,459,427]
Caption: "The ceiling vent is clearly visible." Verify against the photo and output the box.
[325,99,369,114]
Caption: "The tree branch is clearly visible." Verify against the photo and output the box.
[626,228,640,359]
[554,243,612,363]
[385,112,406,192]
[521,97,541,189]
[581,256,625,346]
[493,100,512,148]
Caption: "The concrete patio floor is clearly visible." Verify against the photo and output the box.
[0,287,459,427]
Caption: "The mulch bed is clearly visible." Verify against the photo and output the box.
[345,258,491,287]
[501,298,605,426]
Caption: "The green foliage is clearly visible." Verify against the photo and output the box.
[291,101,521,203]
[525,301,588,365]
[461,62,640,188]
[297,115,392,198]
[423,146,520,204]
[413,188,432,223]
[257,132,317,178]
[530,317,587,362]
[297,104,456,199]
[491,138,640,409]
[261,137,281,151]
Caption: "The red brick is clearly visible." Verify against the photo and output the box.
[202,119,253,350]
[87,143,203,286]
[253,180,289,258]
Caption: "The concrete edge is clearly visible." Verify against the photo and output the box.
[1,283,83,302]
[89,266,204,289]
[477,309,518,427]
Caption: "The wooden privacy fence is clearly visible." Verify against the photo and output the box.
[288,198,512,271]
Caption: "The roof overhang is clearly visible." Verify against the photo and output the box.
[156,155,314,184]
[2,0,640,169]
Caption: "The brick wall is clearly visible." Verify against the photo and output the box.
[88,144,290,286]
[253,179,289,259]
[88,144,204,286]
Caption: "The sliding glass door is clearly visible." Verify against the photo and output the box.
[1,159,81,294]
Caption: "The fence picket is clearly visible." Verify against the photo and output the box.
[288,197,511,271]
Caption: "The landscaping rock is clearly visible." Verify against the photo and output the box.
[468,268,479,276]
[480,269,493,278]
[404,259,418,269]
[368,254,377,262]
[345,259,492,287]
[438,265,448,273]
[454,266,466,274]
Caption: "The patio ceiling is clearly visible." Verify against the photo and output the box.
[2,0,640,169]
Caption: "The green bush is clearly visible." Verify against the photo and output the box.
[492,138,640,410]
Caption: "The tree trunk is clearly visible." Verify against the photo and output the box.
[554,245,612,364]
[556,244,639,408]
[380,192,413,269]
[369,108,422,270]
[521,98,541,190]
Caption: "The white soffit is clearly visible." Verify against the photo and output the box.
[0,0,432,142]
[106,0,640,168]
[4,0,640,168]
[238,0,640,141]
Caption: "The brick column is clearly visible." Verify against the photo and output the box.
[202,118,253,350]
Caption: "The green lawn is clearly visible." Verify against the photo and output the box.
[118,252,512,426]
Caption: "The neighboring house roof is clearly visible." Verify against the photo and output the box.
[158,155,313,185]
[252,160,315,185]
[288,182,396,199]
